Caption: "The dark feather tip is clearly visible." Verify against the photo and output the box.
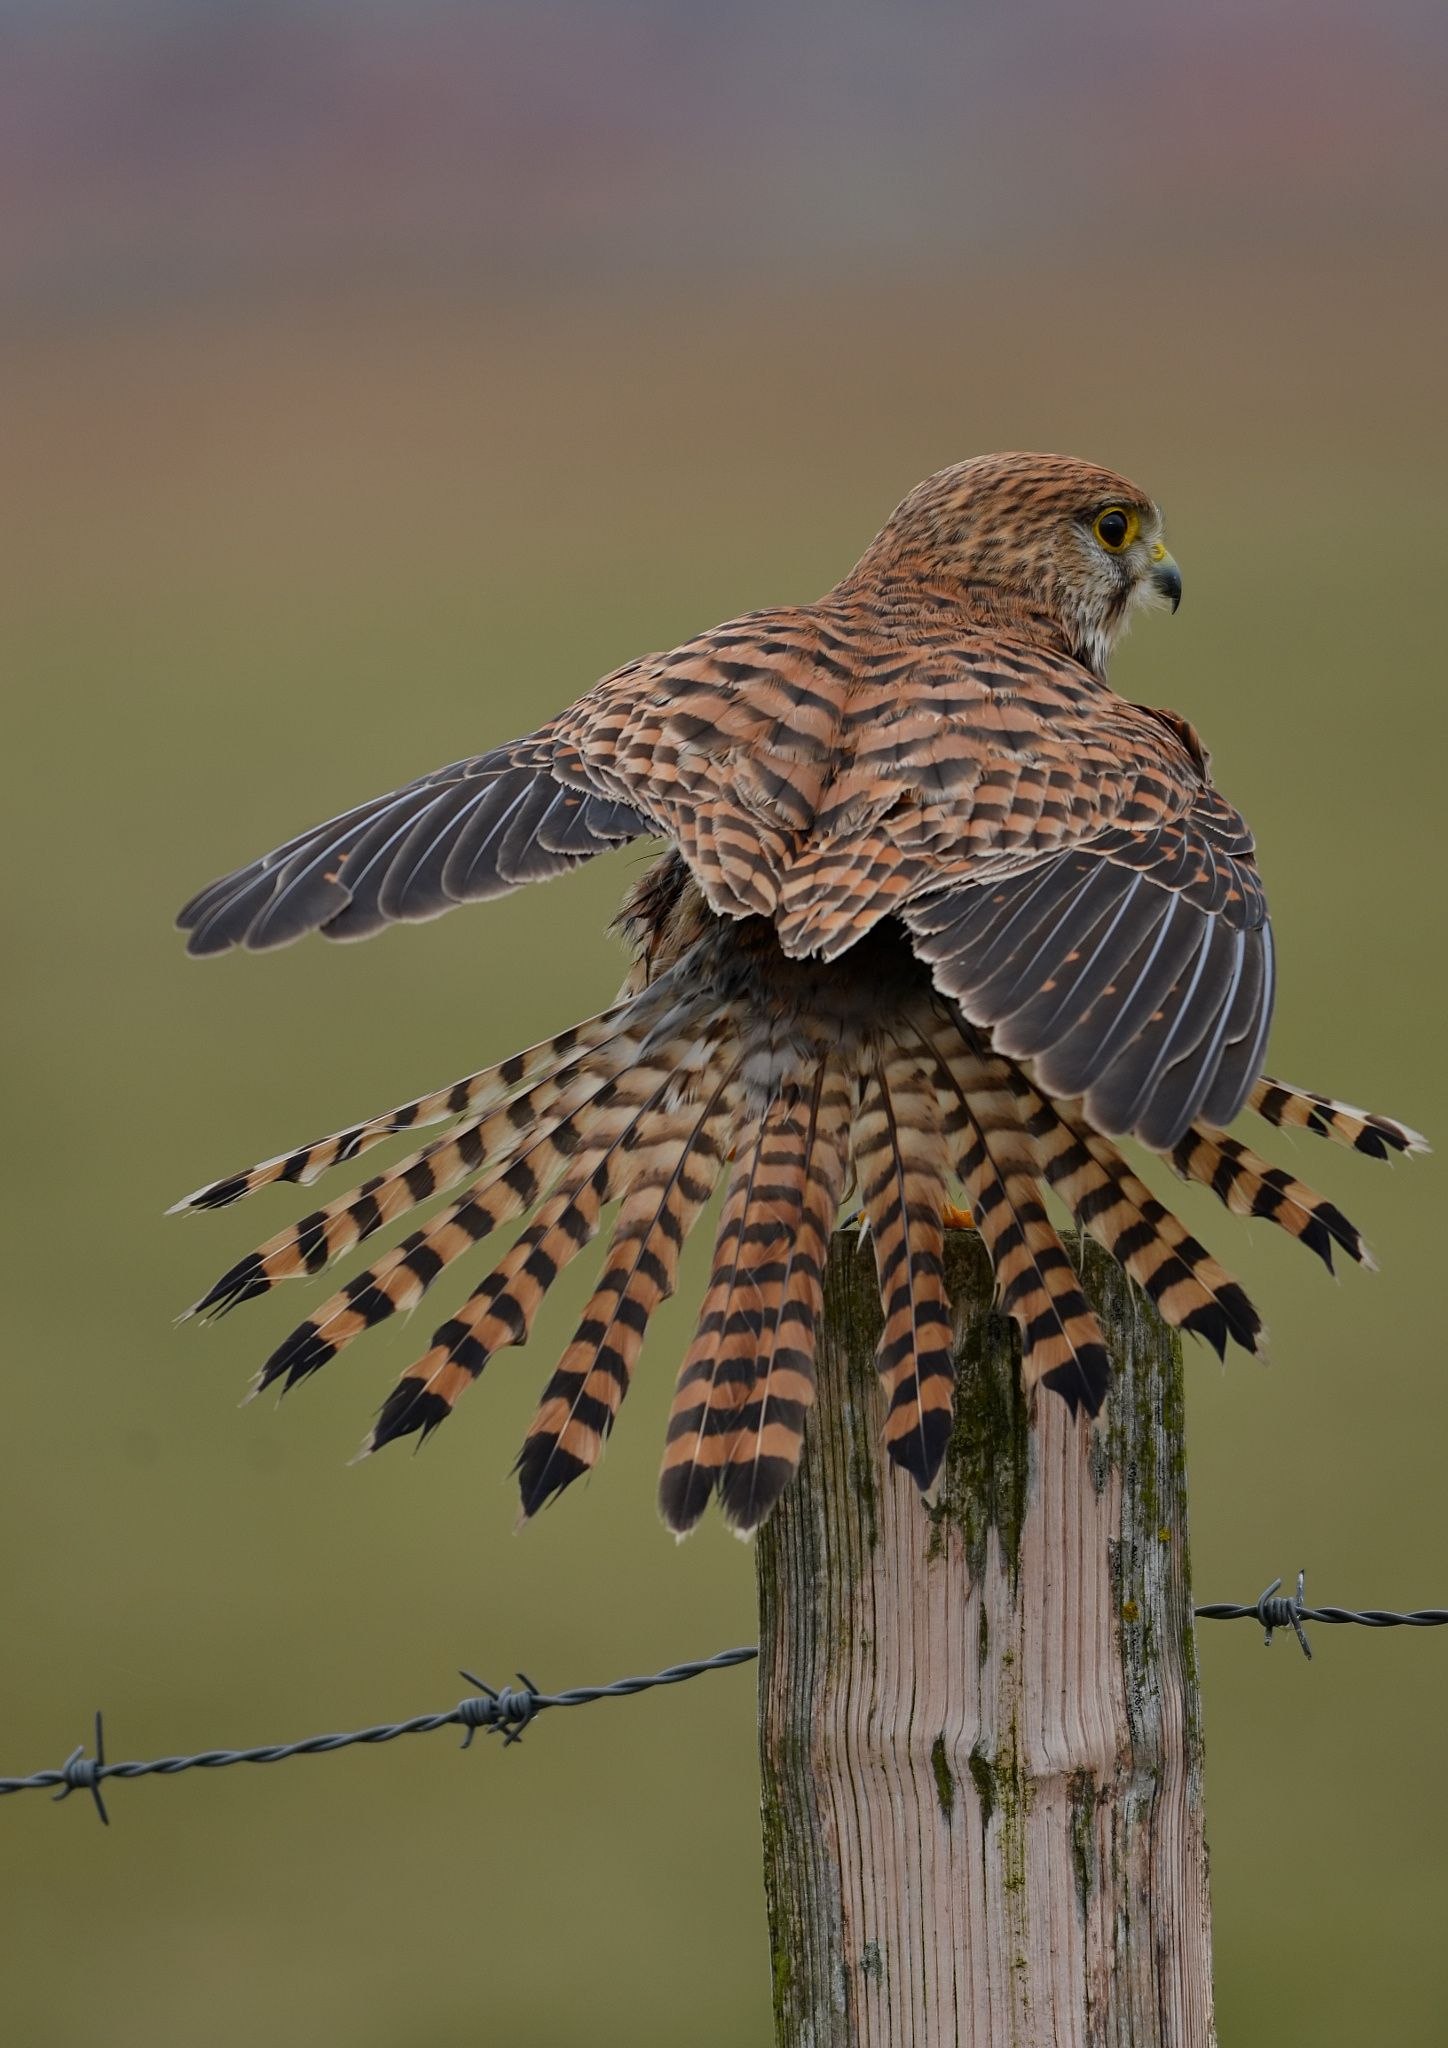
[1215,1281,1263,1353]
[1295,1216,1337,1274]
[514,1436,588,1520]
[1181,1300,1230,1361]
[191,1253,270,1319]
[1179,1278,1262,1360]
[884,1415,954,1494]
[369,1382,452,1453]
[1315,1200,1366,1266]
[657,1466,717,1538]
[1040,1350,1111,1418]
[257,1323,336,1394]
[181,1174,252,1214]
[718,1458,796,1537]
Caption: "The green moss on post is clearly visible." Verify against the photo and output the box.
[755,1228,1215,2047]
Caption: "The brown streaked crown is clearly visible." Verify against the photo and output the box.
[840,451,1168,673]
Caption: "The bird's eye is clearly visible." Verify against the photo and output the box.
[1093,507,1138,553]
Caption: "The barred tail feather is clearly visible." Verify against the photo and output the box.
[514,1076,739,1517]
[923,1026,1110,1413]
[360,1044,744,1456]
[177,866,1421,1539]
[169,968,695,1215]
[253,1168,570,1399]
[1249,1077,1428,1160]
[186,1055,649,1320]
[659,1076,843,1536]
[1012,1077,1263,1358]
[1171,1125,1374,1273]
[252,1032,723,1397]
[717,1064,852,1536]
[850,1052,956,1492]
[362,1152,626,1456]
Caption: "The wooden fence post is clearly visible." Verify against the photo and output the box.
[756,1227,1214,2047]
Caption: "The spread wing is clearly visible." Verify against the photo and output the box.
[177,699,653,958]
[905,804,1273,1150]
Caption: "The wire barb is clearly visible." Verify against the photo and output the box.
[455,1671,540,1748]
[1193,1569,1448,1660]
[52,1711,110,1825]
[1257,1572,1313,1659]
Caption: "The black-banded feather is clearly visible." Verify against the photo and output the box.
[916,1017,1110,1414]
[514,1069,740,1517]
[254,1022,728,1397]
[169,966,698,1215]
[1170,1124,1374,1273]
[1003,1067,1262,1358]
[185,1054,650,1320]
[361,1044,738,1458]
[717,1062,852,1535]
[849,1050,956,1491]
[657,1088,821,1535]
[1248,1078,1427,1160]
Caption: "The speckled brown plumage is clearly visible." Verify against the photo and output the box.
[176,453,1424,1534]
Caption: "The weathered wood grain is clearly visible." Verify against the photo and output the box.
[756,1228,1214,2047]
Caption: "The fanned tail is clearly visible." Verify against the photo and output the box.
[1249,1078,1428,1160]
[657,1066,850,1537]
[176,856,1422,1537]
[849,1047,956,1491]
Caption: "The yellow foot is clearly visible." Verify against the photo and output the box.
[942,1203,975,1231]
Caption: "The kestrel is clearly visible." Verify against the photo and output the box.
[175,453,1422,1536]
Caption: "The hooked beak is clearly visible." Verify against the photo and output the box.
[1149,546,1182,613]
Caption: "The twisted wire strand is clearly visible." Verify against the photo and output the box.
[0,1646,759,1825]
[4,1574,1445,1823]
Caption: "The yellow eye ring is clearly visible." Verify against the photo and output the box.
[1093,506,1139,553]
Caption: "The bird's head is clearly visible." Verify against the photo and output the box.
[846,451,1182,674]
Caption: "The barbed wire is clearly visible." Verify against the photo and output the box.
[3,1573,1443,1824]
[0,1646,758,1825]
[1195,1570,1448,1661]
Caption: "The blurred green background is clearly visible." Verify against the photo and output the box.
[2,4,1444,2044]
